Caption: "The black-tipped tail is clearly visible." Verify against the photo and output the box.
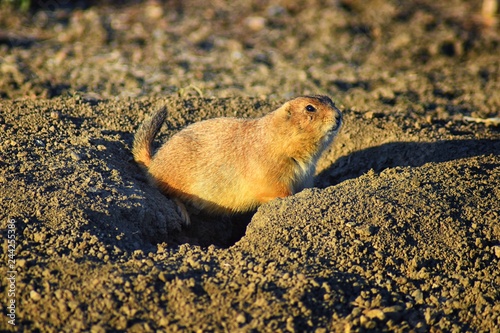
[132,107,167,169]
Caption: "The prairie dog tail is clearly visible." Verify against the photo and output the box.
[132,106,167,168]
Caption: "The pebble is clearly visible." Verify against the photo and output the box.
[30,290,41,301]
[68,300,80,310]
[145,2,164,19]
[364,308,385,320]
[54,289,63,299]
[70,151,81,161]
[492,246,500,258]
[158,271,168,282]
[90,325,106,333]
[244,16,266,31]
[50,111,61,119]
[364,111,384,119]
[359,315,376,329]
[34,139,45,147]
[33,232,47,242]
[412,289,424,304]
[236,313,246,324]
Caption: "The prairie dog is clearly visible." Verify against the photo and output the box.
[133,95,342,225]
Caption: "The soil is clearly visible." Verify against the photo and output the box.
[1,1,499,332]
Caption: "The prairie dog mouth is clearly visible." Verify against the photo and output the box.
[328,110,343,133]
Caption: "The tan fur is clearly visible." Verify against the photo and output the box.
[133,95,342,225]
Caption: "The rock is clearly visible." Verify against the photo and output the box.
[244,17,266,31]
[412,290,424,304]
[50,111,61,119]
[364,308,386,320]
[383,305,405,320]
[492,246,500,258]
[17,259,27,268]
[90,325,106,333]
[30,290,41,301]
[70,151,81,161]
[236,313,246,324]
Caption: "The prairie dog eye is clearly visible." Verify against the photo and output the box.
[305,105,316,112]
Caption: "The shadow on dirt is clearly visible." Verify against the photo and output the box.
[317,139,500,187]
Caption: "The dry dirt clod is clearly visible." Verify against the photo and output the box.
[30,290,42,301]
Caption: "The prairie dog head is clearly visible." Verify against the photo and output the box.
[274,95,342,154]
